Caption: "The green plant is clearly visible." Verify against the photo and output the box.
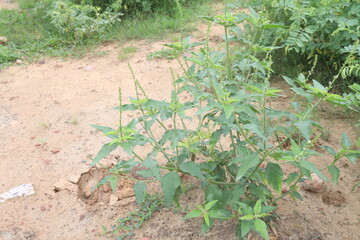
[118,45,137,61]
[43,0,121,40]
[147,48,180,60]
[91,10,360,239]
[102,193,164,239]
[0,45,18,62]
[243,0,360,91]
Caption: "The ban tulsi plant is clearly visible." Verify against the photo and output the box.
[91,10,360,240]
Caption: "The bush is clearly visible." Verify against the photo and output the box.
[92,11,360,239]
[0,45,18,62]
[245,0,360,91]
[43,0,121,40]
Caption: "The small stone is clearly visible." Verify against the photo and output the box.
[53,179,77,192]
[0,36,8,45]
[116,187,134,200]
[79,214,86,221]
[16,59,23,65]
[38,59,45,64]
[54,63,63,68]
[109,194,118,205]
[51,149,60,154]
[85,65,94,71]
[40,205,46,211]
[302,173,326,193]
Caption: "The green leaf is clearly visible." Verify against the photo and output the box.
[142,158,161,179]
[294,120,313,140]
[179,161,205,181]
[243,123,266,140]
[253,200,262,215]
[90,125,117,139]
[286,172,299,185]
[208,209,231,219]
[341,133,352,149]
[91,143,118,166]
[328,165,340,185]
[161,172,181,206]
[223,103,234,119]
[299,160,328,181]
[254,219,269,240]
[290,191,303,200]
[240,220,252,237]
[204,213,210,226]
[235,153,260,181]
[134,182,146,204]
[183,209,203,220]
[205,200,218,211]
[265,162,283,194]
[321,145,336,156]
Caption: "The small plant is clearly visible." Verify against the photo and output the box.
[92,10,360,240]
[102,193,164,239]
[147,49,179,60]
[65,117,79,125]
[0,45,18,63]
[118,46,137,61]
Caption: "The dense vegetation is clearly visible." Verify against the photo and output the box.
[0,0,211,65]
[243,0,360,92]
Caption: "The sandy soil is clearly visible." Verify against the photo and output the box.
[0,0,16,9]
[1,2,360,240]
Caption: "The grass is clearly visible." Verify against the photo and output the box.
[147,49,180,60]
[0,0,215,67]
[118,46,137,61]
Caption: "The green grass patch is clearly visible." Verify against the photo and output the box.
[147,49,179,60]
[0,0,215,67]
[118,45,137,61]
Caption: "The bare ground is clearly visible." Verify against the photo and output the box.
[1,2,360,240]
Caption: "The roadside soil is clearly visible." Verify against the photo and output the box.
[1,2,360,240]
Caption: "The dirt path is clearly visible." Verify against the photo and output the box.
[1,3,360,240]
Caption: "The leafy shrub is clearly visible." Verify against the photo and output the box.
[73,0,194,16]
[43,0,121,40]
[0,45,18,62]
[92,11,360,239]
[244,0,360,91]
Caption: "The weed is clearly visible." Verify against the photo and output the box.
[146,49,179,60]
[39,122,51,129]
[118,46,137,61]
[102,193,164,239]
[92,9,360,240]
[65,117,79,125]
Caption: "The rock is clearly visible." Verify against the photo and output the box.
[51,149,60,154]
[54,63,63,68]
[109,194,118,205]
[85,65,94,71]
[116,187,134,200]
[0,36,7,45]
[15,59,23,65]
[322,190,346,206]
[302,173,326,193]
[79,214,86,221]
[38,59,45,64]
[53,179,77,193]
